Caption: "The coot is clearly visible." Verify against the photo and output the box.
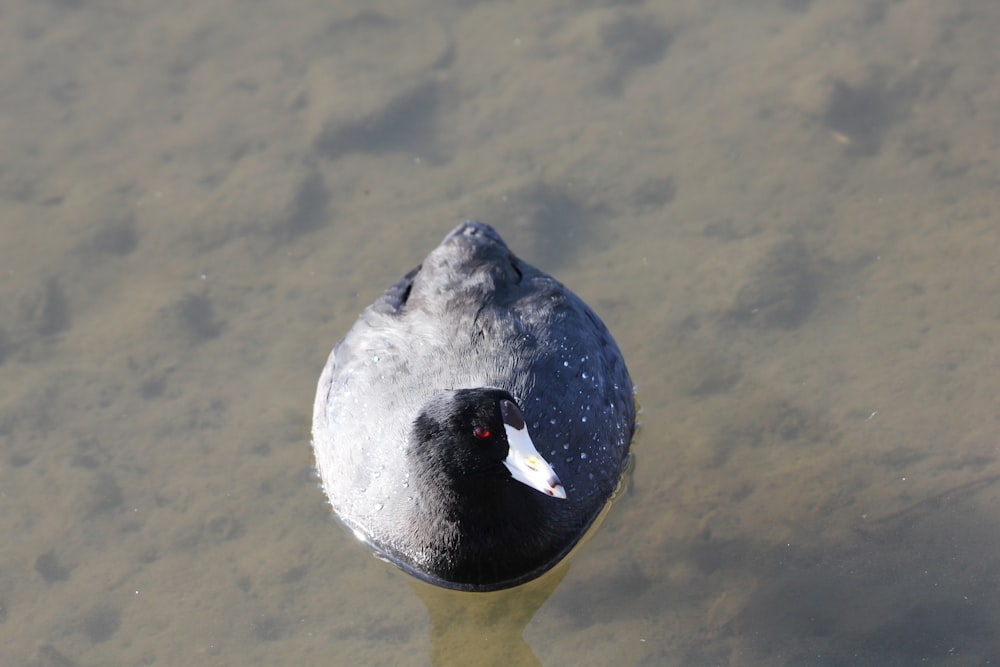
[312,221,635,591]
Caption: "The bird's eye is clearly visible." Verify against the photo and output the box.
[473,425,491,439]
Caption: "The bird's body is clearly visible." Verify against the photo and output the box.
[312,221,634,591]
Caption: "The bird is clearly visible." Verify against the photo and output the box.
[312,220,635,591]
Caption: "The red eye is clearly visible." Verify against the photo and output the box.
[473,426,491,439]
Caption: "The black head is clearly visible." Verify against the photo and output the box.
[410,388,565,500]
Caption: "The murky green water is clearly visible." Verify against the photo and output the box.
[3,1,999,665]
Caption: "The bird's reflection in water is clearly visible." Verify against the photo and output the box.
[411,558,570,667]
[408,496,621,667]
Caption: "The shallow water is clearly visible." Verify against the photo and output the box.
[2,1,999,665]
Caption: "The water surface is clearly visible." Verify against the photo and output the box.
[2,1,999,665]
